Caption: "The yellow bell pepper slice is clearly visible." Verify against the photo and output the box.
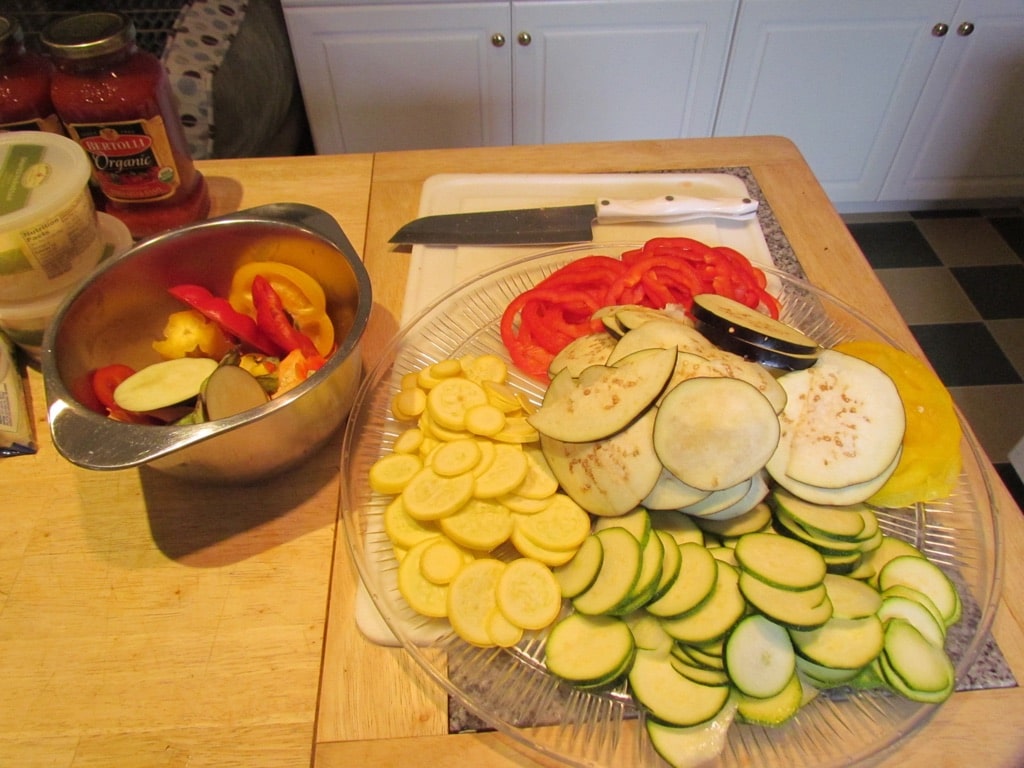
[152,309,232,360]
[229,262,334,356]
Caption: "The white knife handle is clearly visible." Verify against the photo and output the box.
[594,194,759,224]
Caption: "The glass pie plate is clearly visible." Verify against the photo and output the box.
[340,244,1002,768]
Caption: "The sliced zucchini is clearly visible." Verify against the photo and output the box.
[113,357,219,413]
[654,376,780,492]
[628,649,731,727]
[738,570,833,630]
[658,561,746,644]
[735,670,804,725]
[880,584,946,630]
[860,535,926,588]
[613,526,666,614]
[528,346,676,443]
[647,509,705,547]
[553,534,604,598]
[572,526,642,615]
[822,573,882,620]
[877,554,961,627]
[646,541,718,619]
[672,641,725,671]
[734,532,827,591]
[691,293,820,355]
[593,505,652,546]
[772,510,867,555]
[877,594,946,648]
[795,655,863,687]
[645,703,737,768]
[668,653,731,687]
[545,612,636,686]
[878,618,955,702]
[790,614,884,670]
[771,489,867,541]
[624,610,675,656]
[649,529,683,603]
[725,614,797,699]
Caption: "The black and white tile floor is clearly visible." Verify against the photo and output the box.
[843,207,1024,514]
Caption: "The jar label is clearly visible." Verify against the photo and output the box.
[0,115,66,135]
[66,116,180,203]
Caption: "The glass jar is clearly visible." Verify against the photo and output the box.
[0,17,63,134]
[42,12,210,239]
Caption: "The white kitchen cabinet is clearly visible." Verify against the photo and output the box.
[510,0,738,145]
[282,0,738,154]
[713,0,960,204]
[283,3,513,153]
[879,0,1024,202]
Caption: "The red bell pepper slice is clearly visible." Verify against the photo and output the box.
[168,284,282,355]
[498,240,779,379]
[250,275,320,358]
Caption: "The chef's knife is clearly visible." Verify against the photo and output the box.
[389,194,759,246]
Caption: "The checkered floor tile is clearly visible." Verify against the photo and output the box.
[844,206,1024,513]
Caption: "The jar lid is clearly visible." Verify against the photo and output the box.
[41,12,135,60]
[0,131,93,230]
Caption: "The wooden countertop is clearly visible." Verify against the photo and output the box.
[1,138,1021,768]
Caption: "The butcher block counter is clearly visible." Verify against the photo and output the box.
[0,137,1021,768]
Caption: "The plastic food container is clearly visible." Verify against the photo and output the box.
[0,212,131,360]
[0,131,103,302]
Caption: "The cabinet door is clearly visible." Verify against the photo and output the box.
[714,0,958,204]
[284,4,512,153]
[511,0,738,145]
[880,0,1024,201]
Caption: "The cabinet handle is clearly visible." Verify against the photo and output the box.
[931,22,949,36]
[957,21,975,36]
[517,31,532,46]
[491,33,506,47]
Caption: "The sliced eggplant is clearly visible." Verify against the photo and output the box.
[528,346,676,443]
[692,294,820,355]
[767,349,906,492]
[653,376,780,492]
[547,332,616,378]
[203,363,271,420]
[696,320,820,371]
[541,407,663,517]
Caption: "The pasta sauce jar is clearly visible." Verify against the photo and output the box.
[42,12,209,239]
[0,17,63,134]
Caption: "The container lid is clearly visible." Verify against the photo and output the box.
[0,131,93,231]
[41,12,135,60]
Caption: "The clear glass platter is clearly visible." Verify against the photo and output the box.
[340,244,1003,768]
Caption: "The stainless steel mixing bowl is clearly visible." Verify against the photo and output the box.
[41,203,372,483]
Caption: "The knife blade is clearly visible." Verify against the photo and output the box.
[389,194,759,246]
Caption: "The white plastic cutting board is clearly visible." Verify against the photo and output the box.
[400,173,770,324]
[358,172,771,645]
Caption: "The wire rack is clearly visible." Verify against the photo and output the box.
[5,0,188,56]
